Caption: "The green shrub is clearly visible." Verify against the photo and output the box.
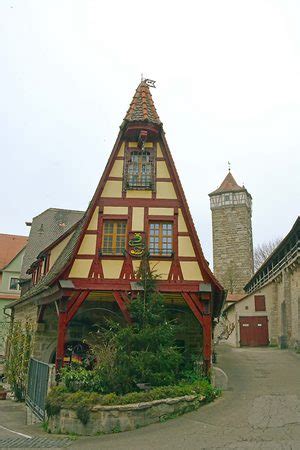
[60,259,184,395]
[5,320,34,401]
[46,379,219,417]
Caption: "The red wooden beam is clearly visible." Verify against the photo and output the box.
[182,292,212,374]
[113,291,132,324]
[202,315,212,373]
[182,292,203,326]
[67,291,89,323]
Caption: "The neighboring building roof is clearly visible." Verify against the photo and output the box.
[21,208,84,280]
[123,80,161,125]
[245,216,300,294]
[226,293,245,303]
[0,234,28,271]
[20,216,85,301]
[209,171,247,196]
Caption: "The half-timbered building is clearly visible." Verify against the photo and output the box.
[9,80,225,373]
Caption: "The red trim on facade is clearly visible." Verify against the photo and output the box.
[113,291,132,323]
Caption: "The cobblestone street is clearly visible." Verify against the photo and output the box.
[1,345,300,449]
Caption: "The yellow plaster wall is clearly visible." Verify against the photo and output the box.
[156,182,177,199]
[157,161,170,178]
[77,235,97,255]
[117,143,125,156]
[87,207,99,231]
[109,160,124,177]
[132,207,144,230]
[69,259,92,278]
[102,260,123,279]
[149,260,171,280]
[101,180,122,198]
[178,209,188,232]
[49,233,73,269]
[128,142,153,148]
[156,142,163,157]
[126,190,152,199]
[180,262,203,281]
[132,260,141,274]
[148,208,174,216]
[103,206,128,215]
[178,236,195,257]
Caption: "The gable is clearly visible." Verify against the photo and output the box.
[67,135,209,284]
[20,81,223,304]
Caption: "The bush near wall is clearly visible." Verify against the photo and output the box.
[46,380,220,434]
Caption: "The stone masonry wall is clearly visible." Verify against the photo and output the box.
[212,204,253,294]
[225,262,300,349]
[48,394,204,435]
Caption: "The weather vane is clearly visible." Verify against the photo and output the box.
[228,161,231,172]
[140,74,156,88]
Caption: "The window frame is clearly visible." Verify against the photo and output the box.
[148,221,174,258]
[124,147,155,191]
[101,220,127,256]
[9,277,20,291]
[254,295,266,311]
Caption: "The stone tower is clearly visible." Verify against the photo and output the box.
[209,171,254,294]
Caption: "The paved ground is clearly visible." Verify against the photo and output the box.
[1,345,300,449]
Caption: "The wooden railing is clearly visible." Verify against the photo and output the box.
[245,242,300,294]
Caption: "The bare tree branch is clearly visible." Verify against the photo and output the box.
[254,237,282,271]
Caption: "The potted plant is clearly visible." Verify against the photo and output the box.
[0,384,7,400]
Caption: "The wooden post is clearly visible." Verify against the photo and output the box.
[55,311,67,371]
[202,315,212,375]
[55,297,69,371]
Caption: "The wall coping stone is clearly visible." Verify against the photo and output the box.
[90,395,203,412]
[48,394,207,435]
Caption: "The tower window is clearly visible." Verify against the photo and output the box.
[149,222,173,256]
[101,221,127,255]
[125,149,154,190]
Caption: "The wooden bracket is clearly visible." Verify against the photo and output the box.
[113,291,132,324]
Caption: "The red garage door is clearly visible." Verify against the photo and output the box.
[239,316,269,346]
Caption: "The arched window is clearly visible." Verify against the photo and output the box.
[125,150,154,189]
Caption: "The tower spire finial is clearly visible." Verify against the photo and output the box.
[228,161,231,172]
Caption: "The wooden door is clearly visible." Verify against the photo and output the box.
[239,316,269,346]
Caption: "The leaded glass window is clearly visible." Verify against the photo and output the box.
[102,221,126,255]
[126,150,154,189]
[149,222,173,256]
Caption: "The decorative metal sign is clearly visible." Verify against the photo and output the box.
[128,232,146,257]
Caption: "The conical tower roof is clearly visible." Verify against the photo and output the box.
[123,80,161,125]
[209,171,246,196]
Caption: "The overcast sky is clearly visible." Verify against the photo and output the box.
[0,0,299,264]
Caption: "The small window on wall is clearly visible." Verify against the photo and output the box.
[125,150,154,189]
[9,277,20,290]
[149,222,173,256]
[102,221,126,255]
[255,295,266,311]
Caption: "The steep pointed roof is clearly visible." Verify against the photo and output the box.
[209,171,246,196]
[15,81,224,305]
[123,80,161,125]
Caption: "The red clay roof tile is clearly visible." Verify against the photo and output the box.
[209,171,245,195]
[0,234,28,270]
[124,81,161,125]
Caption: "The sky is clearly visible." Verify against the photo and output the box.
[0,0,299,265]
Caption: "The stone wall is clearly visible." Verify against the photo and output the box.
[47,394,204,435]
[211,204,253,294]
[224,263,300,349]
